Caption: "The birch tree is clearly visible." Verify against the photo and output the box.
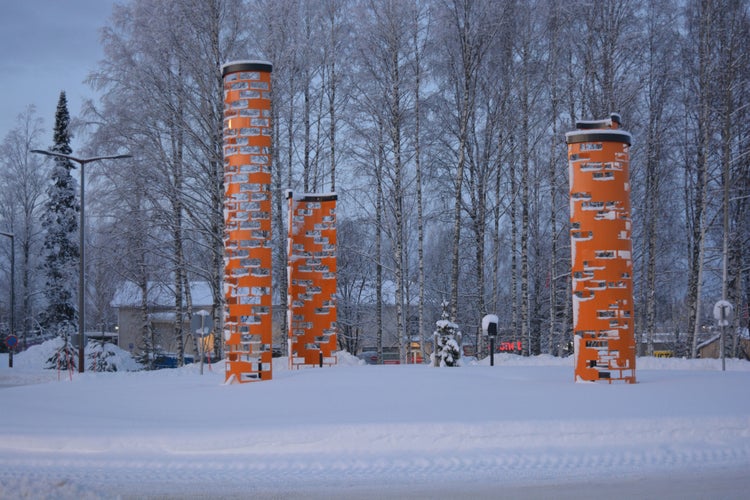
[435,0,500,326]
[0,106,48,347]
[638,0,680,355]
[353,0,417,360]
[683,0,722,358]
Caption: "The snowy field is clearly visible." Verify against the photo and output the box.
[1,343,749,500]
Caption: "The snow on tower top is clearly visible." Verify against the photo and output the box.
[222,60,273,77]
[286,190,338,202]
[574,112,621,130]
[566,113,631,146]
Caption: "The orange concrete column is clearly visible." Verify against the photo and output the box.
[287,192,338,368]
[566,113,636,383]
[222,61,273,383]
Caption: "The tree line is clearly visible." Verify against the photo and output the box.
[1,0,748,363]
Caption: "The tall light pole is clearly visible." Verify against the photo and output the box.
[0,232,14,367]
[31,150,131,372]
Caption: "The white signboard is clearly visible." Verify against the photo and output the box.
[713,300,733,327]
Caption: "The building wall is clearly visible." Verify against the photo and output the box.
[116,306,212,358]
[699,336,750,360]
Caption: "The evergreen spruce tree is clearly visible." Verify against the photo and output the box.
[431,300,462,367]
[41,91,80,368]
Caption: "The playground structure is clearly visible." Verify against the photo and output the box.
[222,61,274,382]
[566,113,636,383]
[287,192,338,369]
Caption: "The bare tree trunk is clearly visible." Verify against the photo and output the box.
[519,34,531,356]
[320,0,342,193]
[272,82,289,357]
[413,12,426,362]
[389,48,406,363]
[138,278,153,369]
[303,15,313,193]
[509,144,518,343]
[450,105,468,322]
[546,0,563,356]
[547,131,560,354]
[171,64,186,365]
[686,1,714,359]
[473,193,486,356]
[375,118,384,365]
[172,210,185,365]
[183,273,199,358]
[492,154,501,326]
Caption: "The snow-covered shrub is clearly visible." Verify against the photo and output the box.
[44,335,78,371]
[87,340,142,372]
[431,301,462,367]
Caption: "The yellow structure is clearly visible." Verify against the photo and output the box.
[222,61,273,382]
[287,192,338,368]
[566,113,636,383]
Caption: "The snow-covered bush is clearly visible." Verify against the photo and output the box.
[87,340,142,372]
[40,337,141,372]
[431,301,462,367]
[44,335,78,371]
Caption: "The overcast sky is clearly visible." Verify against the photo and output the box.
[0,1,117,148]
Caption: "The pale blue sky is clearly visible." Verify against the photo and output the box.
[0,1,117,146]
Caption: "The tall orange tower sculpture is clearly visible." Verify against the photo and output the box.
[566,113,636,383]
[287,192,338,368]
[222,61,274,383]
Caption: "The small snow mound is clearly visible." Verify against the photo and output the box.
[13,338,65,369]
[336,350,365,366]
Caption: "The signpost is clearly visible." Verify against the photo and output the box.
[191,311,213,375]
[5,334,17,368]
[482,314,499,367]
[713,300,733,372]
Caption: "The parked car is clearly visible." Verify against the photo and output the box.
[152,354,195,369]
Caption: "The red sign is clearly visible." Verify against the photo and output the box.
[497,341,522,352]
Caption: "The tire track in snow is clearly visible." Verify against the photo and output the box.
[1,436,749,498]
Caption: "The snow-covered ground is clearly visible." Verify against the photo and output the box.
[1,343,749,499]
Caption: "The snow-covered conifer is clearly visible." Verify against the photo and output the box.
[431,300,462,367]
[44,335,77,371]
[40,91,79,341]
[87,340,127,372]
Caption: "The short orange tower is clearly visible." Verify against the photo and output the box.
[222,61,274,382]
[287,192,338,368]
[566,113,636,383]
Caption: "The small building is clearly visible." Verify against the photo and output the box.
[111,281,214,359]
[697,328,750,360]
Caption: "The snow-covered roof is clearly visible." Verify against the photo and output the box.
[696,333,722,351]
[111,281,214,308]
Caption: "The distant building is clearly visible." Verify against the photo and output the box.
[111,281,214,358]
[697,328,750,360]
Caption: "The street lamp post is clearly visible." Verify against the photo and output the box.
[0,232,14,367]
[31,150,131,373]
